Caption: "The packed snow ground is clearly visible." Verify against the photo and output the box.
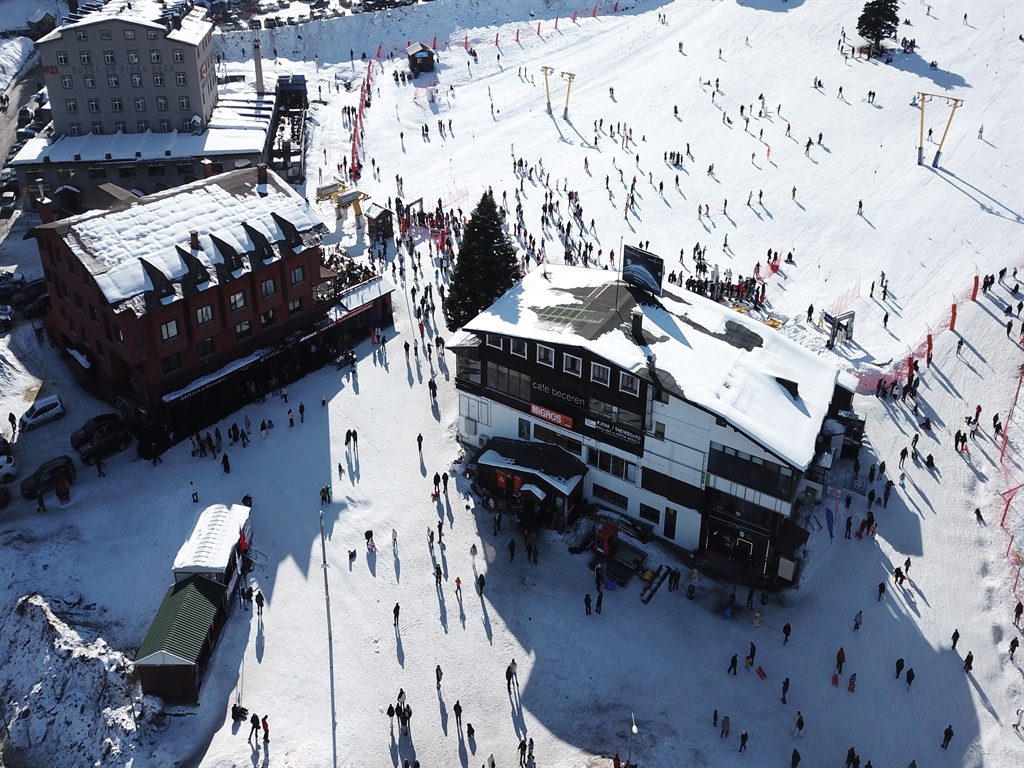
[1,1,1023,767]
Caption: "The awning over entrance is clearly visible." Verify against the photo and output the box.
[520,483,547,501]
[475,437,587,497]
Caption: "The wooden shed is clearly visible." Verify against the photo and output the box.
[406,43,435,76]
[365,203,394,240]
[135,575,228,705]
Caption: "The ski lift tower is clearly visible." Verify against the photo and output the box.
[315,181,370,226]
[917,92,964,168]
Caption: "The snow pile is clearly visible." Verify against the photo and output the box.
[0,37,36,94]
[0,594,144,767]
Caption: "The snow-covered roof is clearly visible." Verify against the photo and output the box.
[465,265,840,470]
[38,1,211,47]
[11,94,275,165]
[173,503,251,575]
[32,165,324,311]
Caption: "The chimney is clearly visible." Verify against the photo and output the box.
[253,39,264,95]
[37,197,54,224]
[190,230,201,250]
[631,306,644,344]
[201,158,213,178]
[257,162,268,185]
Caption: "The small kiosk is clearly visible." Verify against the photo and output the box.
[173,503,253,598]
[365,203,394,241]
[406,43,435,76]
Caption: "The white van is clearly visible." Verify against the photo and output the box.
[20,394,66,431]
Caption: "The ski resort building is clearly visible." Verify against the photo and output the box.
[451,265,853,585]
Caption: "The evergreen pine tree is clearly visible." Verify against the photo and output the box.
[857,0,899,56]
[444,191,520,331]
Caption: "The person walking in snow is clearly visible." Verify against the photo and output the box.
[221,453,230,473]
[720,715,730,738]
[261,715,269,742]
[435,564,443,587]
[964,651,974,672]
[878,582,886,600]
[433,472,441,493]
[941,724,954,749]
[905,667,915,690]
[781,677,790,703]
[248,711,260,740]
[436,664,443,689]
[596,591,603,614]
[1015,601,1023,626]
[783,623,792,644]
[254,590,264,616]
[506,664,514,692]
[853,610,863,631]
[836,647,846,674]
[792,712,804,737]
[509,538,517,562]
[585,593,592,614]
[453,700,462,725]
[748,642,757,667]
[1009,637,1018,659]
[393,602,401,626]
[952,628,960,649]
[727,654,738,675]
[417,433,423,453]
[895,657,905,678]
[739,731,748,751]
[478,573,485,594]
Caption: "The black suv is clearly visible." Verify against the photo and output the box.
[20,455,77,499]
[79,422,132,465]
[71,413,125,451]
[12,278,46,309]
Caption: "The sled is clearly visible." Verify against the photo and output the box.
[848,679,856,692]
[832,674,839,687]
[430,492,440,501]
[756,666,767,680]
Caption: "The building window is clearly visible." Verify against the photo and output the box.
[89,306,98,323]
[160,119,171,133]
[70,123,81,136]
[175,72,187,86]
[518,418,531,440]
[118,165,136,178]
[127,50,139,63]
[160,319,179,341]
[290,265,305,285]
[132,73,143,87]
[639,504,661,524]
[590,396,643,431]
[157,97,168,112]
[147,30,158,39]
[80,51,91,65]
[115,120,126,133]
[196,338,214,358]
[74,292,83,311]
[134,97,146,112]
[173,49,184,63]
[176,161,193,175]
[154,73,165,87]
[150,50,161,63]
[619,372,639,395]
[260,309,276,328]
[108,74,119,88]
[100,29,111,40]
[196,305,213,325]
[148,164,165,176]
[91,122,104,135]
[654,421,666,440]
[162,352,182,376]
[57,51,68,65]
[592,483,629,510]
[68,317,76,334]
[114,326,124,345]
[104,51,116,65]
[138,120,149,132]
[536,344,554,367]
[235,320,252,340]
[486,334,502,350]
[261,278,276,298]
[88,98,100,113]
[61,75,73,89]
[66,98,78,114]
[563,353,582,377]
[591,362,610,386]
[84,75,96,88]
[511,338,527,358]
[88,167,106,180]
[587,447,637,482]
[95,342,105,360]
[76,30,88,41]
[179,98,190,113]
[124,29,135,39]
[288,298,302,316]
[533,423,583,455]
[485,362,531,401]
[111,98,123,113]
[229,291,245,311]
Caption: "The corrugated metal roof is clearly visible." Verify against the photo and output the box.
[136,575,223,666]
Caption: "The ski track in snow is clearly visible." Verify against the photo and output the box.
[0,1,1023,767]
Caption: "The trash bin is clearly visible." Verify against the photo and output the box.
[754,612,762,628]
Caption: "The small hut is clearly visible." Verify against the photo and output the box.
[406,43,435,76]
[365,203,394,241]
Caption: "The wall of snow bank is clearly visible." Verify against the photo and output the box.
[0,37,37,94]
[0,594,147,768]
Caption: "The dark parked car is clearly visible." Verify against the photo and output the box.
[21,293,49,319]
[12,278,46,308]
[70,413,124,451]
[0,303,12,332]
[79,422,132,465]
[20,455,76,499]
[0,282,24,303]
[0,482,10,509]
[0,435,10,456]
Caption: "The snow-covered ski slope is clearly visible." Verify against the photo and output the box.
[0,1,1022,767]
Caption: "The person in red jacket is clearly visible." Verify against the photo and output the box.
[836,647,846,674]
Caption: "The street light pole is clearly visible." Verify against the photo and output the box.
[540,65,554,115]
[561,71,576,120]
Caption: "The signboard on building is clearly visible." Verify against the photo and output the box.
[622,245,665,296]
[584,417,643,448]
[530,403,573,429]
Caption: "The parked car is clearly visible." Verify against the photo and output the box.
[0,168,17,194]
[17,107,33,127]
[1,191,17,215]
[19,394,65,431]
[12,278,46,308]
[0,304,12,332]
[21,293,49,319]
[70,413,125,451]
[0,436,11,457]
[0,282,24,302]
[0,454,16,483]
[19,455,76,499]
[0,482,10,509]
[0,270,22,285]
[250,18,262,28]
[78,422,132,465]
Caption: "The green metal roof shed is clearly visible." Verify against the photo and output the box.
[135,574,228,704]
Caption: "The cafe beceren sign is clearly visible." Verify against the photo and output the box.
[532,381,587,408]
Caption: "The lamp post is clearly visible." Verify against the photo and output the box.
[627,712,638,766]
[561,71,576,120]
[540,65,554,115]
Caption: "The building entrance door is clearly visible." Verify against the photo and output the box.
[664,506,677,540]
